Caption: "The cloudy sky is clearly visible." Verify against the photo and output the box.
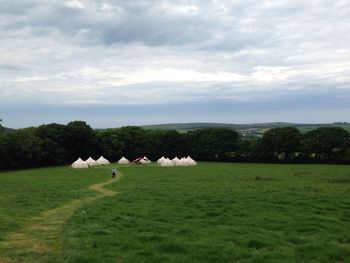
[1,0,350,128]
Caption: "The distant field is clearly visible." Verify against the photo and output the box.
[4,122,350,136]
[298,124,350,133]
[141,122,350,136]
[0,163,349,262]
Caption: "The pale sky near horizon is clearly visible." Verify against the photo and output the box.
[1,0,350,128]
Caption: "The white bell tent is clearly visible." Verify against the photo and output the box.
[85,157,98,167]
[177,157,189,166]
[71,157,88,169]
[140,156,151,164]
[118,157,130,164]
[161,158,175,167]
[186,156,197,166]
[157,156,166,164]
[172,157,180,165]
[97,156,110,165]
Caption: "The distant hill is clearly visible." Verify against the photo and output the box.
[2,123,350,138]
[141,122,350,137]
[0,126,15,134]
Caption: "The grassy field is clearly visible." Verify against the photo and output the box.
[0,167,108,241]
[0,163,349,262]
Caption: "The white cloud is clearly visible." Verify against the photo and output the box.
[64,1,85,10]
[100,3,113,12]
[251,66,297,82]
[159,3,201,16]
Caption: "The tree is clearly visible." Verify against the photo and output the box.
[262,127,302,161]
[188,128,239,161]
[249,138,272,162]
[143,129,167,160]
[157,130,189,159]
[97,129,124,161]
[65,121,99,161]
[0,119,4,134]
[0,133,6,169]
[235,139,256,162]
[117,126,147,160]
[1,128,45,168]
[35,123,70,165]
[303,127,350,162]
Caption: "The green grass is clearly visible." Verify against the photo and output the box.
[62,163,350,263]
[0,163,349,262]
[0,166,110,241]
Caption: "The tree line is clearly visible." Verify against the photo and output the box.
[0,121,349,170]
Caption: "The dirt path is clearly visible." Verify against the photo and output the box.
[0,174,122,263]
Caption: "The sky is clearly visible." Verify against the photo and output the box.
[1,0,350,128]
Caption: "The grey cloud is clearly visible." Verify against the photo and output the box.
[0,1,283,49]
[0,0,350,127]
[2,0,349,54]
[0,63,25,72]
[0,1,37,15]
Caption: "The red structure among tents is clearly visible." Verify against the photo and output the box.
[133,156,150,164]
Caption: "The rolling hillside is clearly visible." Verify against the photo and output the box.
[0,126,15,134]
[3,123,350,138]
[141,122,350,137]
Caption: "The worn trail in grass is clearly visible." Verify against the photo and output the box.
[0,174,121,263]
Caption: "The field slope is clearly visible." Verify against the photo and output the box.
[141,122,350,134]
[0,163,349,263]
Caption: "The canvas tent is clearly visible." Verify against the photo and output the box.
[71,157,88,169]
[85,157,98,167]
[133,156,151,164]
[186,156,197,166]
[161,158,175,167]
[177,157,189,166]
[157,156,166,164]
[172,157,180,165]
[118,157,130,164]
[97,156,110,165]
[140,156,151,164]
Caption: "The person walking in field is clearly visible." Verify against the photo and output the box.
[112,167,117,179]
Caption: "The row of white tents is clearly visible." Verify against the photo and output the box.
[72,156,110,169]
[72,155,197,168]
[72,156,131,169]
[157,156,197,167]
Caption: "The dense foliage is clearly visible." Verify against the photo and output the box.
[0,121,349,170]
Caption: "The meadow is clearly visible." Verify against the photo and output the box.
[0,163,349,262]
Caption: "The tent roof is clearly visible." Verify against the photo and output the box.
[72,157,88,168]
[118,157,130,164]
